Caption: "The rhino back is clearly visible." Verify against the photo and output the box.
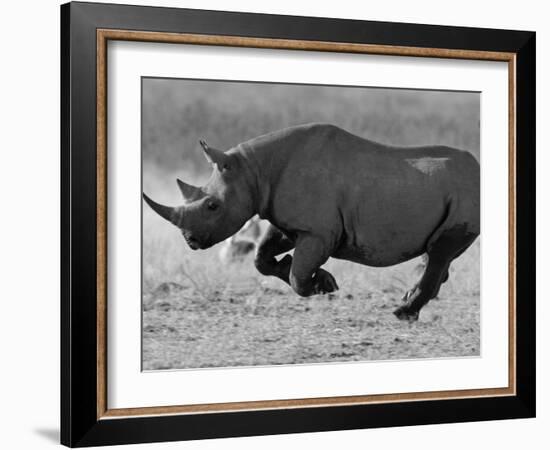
[239,123,479,266]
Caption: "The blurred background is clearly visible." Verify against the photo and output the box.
[143,78,479,183]
[142,78,480,370]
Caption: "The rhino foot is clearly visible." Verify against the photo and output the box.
[393,305,419,321]
[312,269,339,295]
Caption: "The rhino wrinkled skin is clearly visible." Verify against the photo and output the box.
[143,123,479,321]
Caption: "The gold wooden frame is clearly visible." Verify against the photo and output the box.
[96,29,516,420]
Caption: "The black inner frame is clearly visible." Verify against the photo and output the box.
[61,2,535,447]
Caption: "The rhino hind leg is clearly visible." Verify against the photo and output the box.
[254,224,295,284]
[401,247,465,303]
[393,226,478,321]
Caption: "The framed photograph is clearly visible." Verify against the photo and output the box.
[61,2,535,447]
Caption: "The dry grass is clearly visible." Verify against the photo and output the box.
[141,79,480,370]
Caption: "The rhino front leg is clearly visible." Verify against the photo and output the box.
[289,235,339,297]
[254,224,295,284]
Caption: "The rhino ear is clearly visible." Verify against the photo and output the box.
[200,139,229,170]
[176,178,199,201]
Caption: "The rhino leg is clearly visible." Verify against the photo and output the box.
[403,241,472,302]
[254,225,295,284]
[401,250,458,303]
[289,235,339,297]
[394,227,477,321]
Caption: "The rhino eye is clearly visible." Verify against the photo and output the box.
[207,201,219,211]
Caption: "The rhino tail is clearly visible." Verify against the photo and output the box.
[424,195,457,253]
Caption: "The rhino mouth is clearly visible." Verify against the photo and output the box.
[184,235,201,250]
[182,232,214,250]
[181,231,200,250]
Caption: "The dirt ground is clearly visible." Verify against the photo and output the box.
[142,242,480,370]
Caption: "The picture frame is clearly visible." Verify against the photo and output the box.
[60,1,535,447]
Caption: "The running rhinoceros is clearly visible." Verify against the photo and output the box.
[143,123,479,320]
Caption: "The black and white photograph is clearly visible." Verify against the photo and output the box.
[141,78,480,370]
[0,0,542,446]
[50,1,539,447]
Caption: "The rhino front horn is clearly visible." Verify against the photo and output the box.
[200,139,229,170]
[143,193,178,225]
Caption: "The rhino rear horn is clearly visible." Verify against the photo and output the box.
[143,193,178,225]
[176,178,199,201]
[200,139,229,170]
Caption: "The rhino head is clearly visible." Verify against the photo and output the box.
[143,140,255,250]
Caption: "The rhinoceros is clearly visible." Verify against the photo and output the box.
[143,123,479,320]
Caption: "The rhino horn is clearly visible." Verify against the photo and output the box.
[176,178,199,201]
[143,193,178,225]
[200,139,229,170]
